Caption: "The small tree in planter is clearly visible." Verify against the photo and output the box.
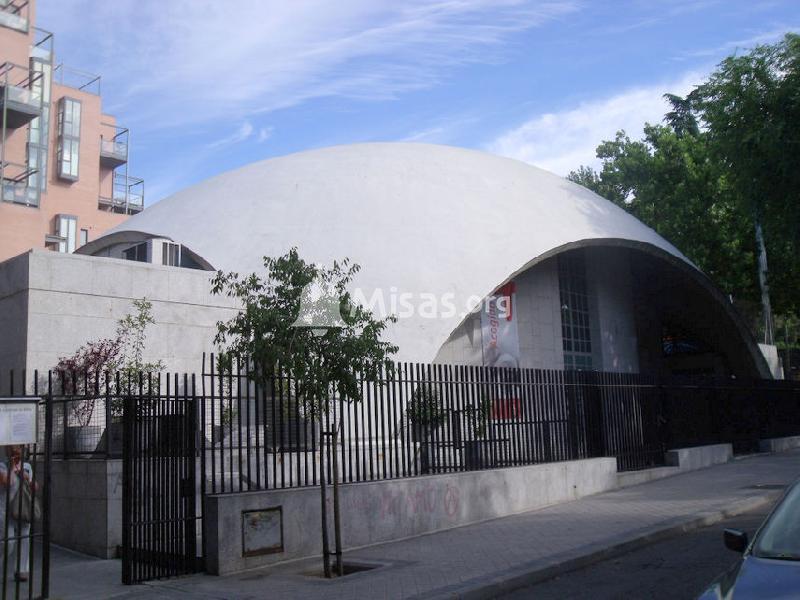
[463,393,492,469]
[212,247,397,577]
[207,351,239,446]
[406,384,444,474]
[211,248,397,422]
[54,298,164,454]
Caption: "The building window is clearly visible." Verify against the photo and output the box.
[123,242,148,262]
[558,250,593,371]
[79,229,88,247]
[162,242,180,266]
[57,97,81,181]
[55,215,77,253]
[27,58,51,201]
[26,143,47,198]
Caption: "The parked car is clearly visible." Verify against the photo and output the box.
[698,479,800,599]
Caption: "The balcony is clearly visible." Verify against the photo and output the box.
[0,0,29,33]
[1,160,38,207]
[53,64,101,95]
[31,28,54,63]
[0,62,43,128]
[99,124,129,168]
[99,174,144,215]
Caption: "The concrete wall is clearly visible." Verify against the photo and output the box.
[0,252,30,375]
[435,258,565,370]
[759,435,800,453]
[0,249,240,376]
[204,457,618,575]
[435,251,641,373]
[618,443,734,488]
[665,443,732,471]
[50,459,122,558]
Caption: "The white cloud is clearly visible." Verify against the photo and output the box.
[487,70,704,176]
[399,112,480,144]
[206,121,254,148]
[401,126,448,143]
[672,26,797,61]
[41,0,578,133]
[257,127,274,143]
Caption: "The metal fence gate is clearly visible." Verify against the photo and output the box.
[121,376,201,584]
[0,392,52,600]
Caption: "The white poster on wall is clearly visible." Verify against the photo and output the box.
[0,401,38,445]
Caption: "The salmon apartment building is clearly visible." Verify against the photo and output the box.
[0,0,143,262]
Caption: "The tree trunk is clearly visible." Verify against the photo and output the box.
[755,219,774,345]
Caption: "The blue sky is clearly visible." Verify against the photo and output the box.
[38,0,798,204]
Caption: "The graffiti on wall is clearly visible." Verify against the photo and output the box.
[345,481,461,520]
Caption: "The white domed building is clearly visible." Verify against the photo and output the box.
[74,143,771,379]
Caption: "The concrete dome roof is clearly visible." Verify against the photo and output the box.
[84,143,694,362]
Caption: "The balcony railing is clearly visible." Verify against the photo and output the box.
[53,64,101,95]
[0,160,38,206]
[99,174,144,214]
[0,62,43,128]
[99,123,129,168]
[31,28,54,62]
[0,0,29,33]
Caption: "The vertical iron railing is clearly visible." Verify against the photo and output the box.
[121,373,200,584]
[199,355,800,491]
[0,370,52,600]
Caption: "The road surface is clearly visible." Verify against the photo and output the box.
[499,504,773,599]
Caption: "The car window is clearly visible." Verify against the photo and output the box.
[752,483,800,560]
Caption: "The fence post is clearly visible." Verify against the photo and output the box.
[121,380,133,585]
[655,381,666,454]
[187,374,199,572]
[104,372,112,458]
[41,372,53,599]
[565,370,580,460]
[542,370,553,463]
[585,372,602,458]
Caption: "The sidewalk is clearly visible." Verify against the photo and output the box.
[52,449,800,600]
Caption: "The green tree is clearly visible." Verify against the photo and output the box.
[688,33,800,324]
[569,34,800,338]
[568,125,756,303]
[211,248,397,414]
[55,297,164,422]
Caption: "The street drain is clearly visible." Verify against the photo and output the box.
[302,561,385,579]
[745,484,786,490]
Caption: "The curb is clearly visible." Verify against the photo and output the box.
[420,493,779,600]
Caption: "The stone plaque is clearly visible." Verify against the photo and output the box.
[242,507,283,557]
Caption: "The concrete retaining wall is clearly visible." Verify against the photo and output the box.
[204,457,618,575]
[759,435,800,453]
[50,459,122,558]
[665,443,733,471]
[617,466,681,488]
[619,443,734,489]
[0,249,240,376]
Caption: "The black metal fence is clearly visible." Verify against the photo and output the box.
[0,371,171,459]
[3,364,799,488]
[197,362,661,494]
[0,396,52,600]
[121,374,200,584]
[201,356,800,494]
[660,379,800,453]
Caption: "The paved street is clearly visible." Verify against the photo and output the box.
[45,449,800,600]
[499,504,772,599]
